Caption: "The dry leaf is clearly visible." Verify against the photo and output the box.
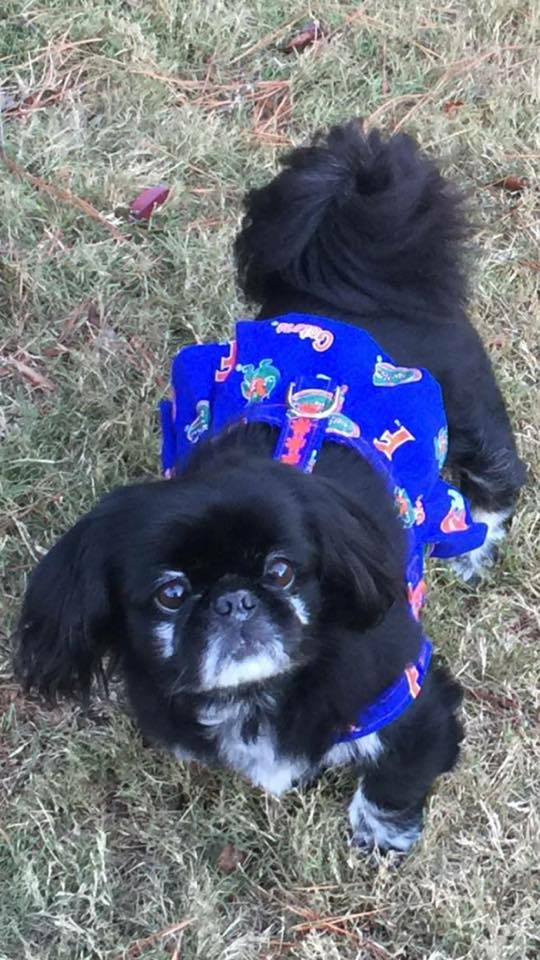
[87,301,101,327]
[486,334,507,349]
[129,184,170,220]
[2,357,54,392]
[492,175,530,193]
[216,843,246,873]
[442,99,465,114]
[282,19,328,54]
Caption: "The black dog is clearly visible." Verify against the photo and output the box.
[16,122,524,852]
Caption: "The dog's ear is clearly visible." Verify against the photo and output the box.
[310,477,406,629]
[15,504,121,700]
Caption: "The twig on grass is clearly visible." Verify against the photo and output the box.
[367,46,527,132]
[289,908,381,931]
[169,938,183,960]
[1,152,128,243]
[229,15,306,66]
[0,354,54,393]
[367,93,425,126]
[185,215,224,232]
[191,79,290,111]
[466,686,521,713]
[392,46,525,132]
[114,918,194,960]
[2,67,86,120]
[251,85,293,146]
[324,5,369,42]
[278,903,390,958]
[90,58,291,115]
[7,36,103,71]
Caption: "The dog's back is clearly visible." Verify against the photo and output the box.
[234,119,525,563]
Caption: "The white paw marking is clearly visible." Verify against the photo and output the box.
[452,507,511,582]
[349,786,422,852]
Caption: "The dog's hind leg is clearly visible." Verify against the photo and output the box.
[442,349,526,582]
[451,441,524,582]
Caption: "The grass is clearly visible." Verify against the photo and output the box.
[0,1,538,957]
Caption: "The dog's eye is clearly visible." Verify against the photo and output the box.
[155,577,188,612]
[264,557,295,590]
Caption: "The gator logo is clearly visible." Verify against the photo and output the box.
[286,382,347,419]
[372,356,423,387]
[326,413,361,439]
[395,488,425,528]
[434,426,448,469]
[237,359,281,402]
[185,400,210,443]
[440,489,469,534]
[394,486,416,528]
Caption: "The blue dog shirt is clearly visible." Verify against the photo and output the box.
[160,314,486,740]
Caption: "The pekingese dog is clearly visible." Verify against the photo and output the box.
[16,122,524,852]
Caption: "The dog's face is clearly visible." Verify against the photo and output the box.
[151,555,312,695]
[123,469,323,695]
[16,456,405,702]
[154,554,305,693]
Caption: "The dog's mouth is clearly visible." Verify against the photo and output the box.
[198,618,292,691]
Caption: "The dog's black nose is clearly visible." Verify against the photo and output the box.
[214,590,258,620]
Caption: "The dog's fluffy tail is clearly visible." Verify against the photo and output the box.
[235,120,469,319]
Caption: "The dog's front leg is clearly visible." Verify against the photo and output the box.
[349,664,463,853]
[348,779,425,853]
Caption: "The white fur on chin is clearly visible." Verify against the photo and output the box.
[199,634,291,691]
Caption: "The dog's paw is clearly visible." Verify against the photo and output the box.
[451,507,512,584]
[348,788,422,853]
